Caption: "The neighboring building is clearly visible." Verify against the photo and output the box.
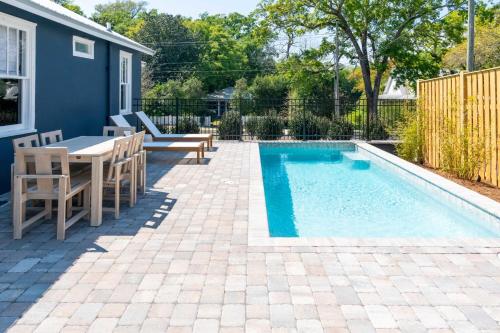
[0,0,153,193]
[379,76,416,99]
[206,87,236,116]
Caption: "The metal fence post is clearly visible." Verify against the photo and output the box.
[302,99,306,140]
[366,100,370,141]
[239,98,243,141]
[175,98,180,134]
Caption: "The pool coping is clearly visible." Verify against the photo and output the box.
[248,141,500,248]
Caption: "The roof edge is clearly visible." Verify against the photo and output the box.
[2,0,154,55]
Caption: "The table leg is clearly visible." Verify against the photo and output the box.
[91,156,104,226]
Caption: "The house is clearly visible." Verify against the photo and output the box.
[206,87,236,116]
[379,76,415,99]
[0,0,153,194]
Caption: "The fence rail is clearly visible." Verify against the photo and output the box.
[418,67,500,187]
[134,98,415,141]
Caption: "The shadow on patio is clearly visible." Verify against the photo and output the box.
[0,151,188,331]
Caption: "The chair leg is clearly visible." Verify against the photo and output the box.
[114,170,121,219]
[56,181,67,241]
[131,160,136,207]
[45,200,52,220]
[142,154,146,193]
[67,199,73,219]
[83,187,91,220]
[12,177,23,240]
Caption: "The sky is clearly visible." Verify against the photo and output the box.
[75,0,261,17]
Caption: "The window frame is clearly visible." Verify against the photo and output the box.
[0,12,36,138]
[72,36,94,59]
[119,50,132,115]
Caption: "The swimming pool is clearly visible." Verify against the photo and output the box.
[259,143,500,238]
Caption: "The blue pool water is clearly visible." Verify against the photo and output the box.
[260,144,500,238]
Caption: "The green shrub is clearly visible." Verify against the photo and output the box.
[177,117,200,134]
[289,112,330,140]
[395,109,425,163]
[368,117,389,140]
[329,119,354,140]
[439,120,485,181]
[245,115,260,139]
[218,111,242,140]
[256,112,284,140]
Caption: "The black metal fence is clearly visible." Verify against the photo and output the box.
[133,98,416,141]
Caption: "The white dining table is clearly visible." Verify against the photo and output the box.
[46,136,121,226]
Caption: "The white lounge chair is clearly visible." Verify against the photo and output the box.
[105,122,206,164]
[134,112,213,149]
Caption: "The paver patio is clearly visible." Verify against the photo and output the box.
[0,142,499,332]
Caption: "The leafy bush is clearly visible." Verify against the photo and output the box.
[245,115,260,139]
[439,121,485,181]
[329,119,354,140]
[367,117,389,140]
[218,111,242,140]
[395,109,425,163]
[256,112,284,140]
[289,112,330,140]
[177,117,200,134]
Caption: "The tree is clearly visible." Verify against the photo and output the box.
[144,77,205,99]
[443,6,500,70]
[91,0,147,38]
[250,74,289,101]
[136,11,200,83]
[185,13,275,92]
[51,0,84,15]
[262,0,466,116]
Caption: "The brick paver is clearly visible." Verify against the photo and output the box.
[0,142,499,332]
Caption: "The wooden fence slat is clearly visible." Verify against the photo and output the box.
[418,67,500,187]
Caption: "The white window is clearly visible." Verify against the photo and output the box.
[119,51,132,115]
[0,13,36,138]
[73,36,94,59]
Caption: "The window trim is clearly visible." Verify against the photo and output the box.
[73,36,94,59]
[119,50,132,115]
[0,12,37,138]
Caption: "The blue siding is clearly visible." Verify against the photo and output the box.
[0,3,143,193]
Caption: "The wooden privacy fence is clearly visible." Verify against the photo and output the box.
[418,67,500,186]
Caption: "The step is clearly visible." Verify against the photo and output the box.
[342,152,371,170]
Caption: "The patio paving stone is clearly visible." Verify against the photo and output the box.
[0,142,498,332]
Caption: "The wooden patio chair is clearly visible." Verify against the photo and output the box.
[12,147,91,240]
[103,126,136,137]
[40,130,63,146]
[131,131,146,199]
[102,136,135,219]
[11,134,41,203]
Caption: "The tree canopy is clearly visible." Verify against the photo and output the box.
[91,0,147,38]
[51,0,84,15]
[261,0,468,114]
[78,0,498,105]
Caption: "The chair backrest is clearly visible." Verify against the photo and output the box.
[15,147,70,195]
[106,136,133,181]
[132,131,146,155]
[135,112,162,137]
[40,130,63,146]
[12,134,40,149]
[109,114,131,127]
[103,126,136,137]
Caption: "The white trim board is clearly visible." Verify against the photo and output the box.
[1,0,154,55]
